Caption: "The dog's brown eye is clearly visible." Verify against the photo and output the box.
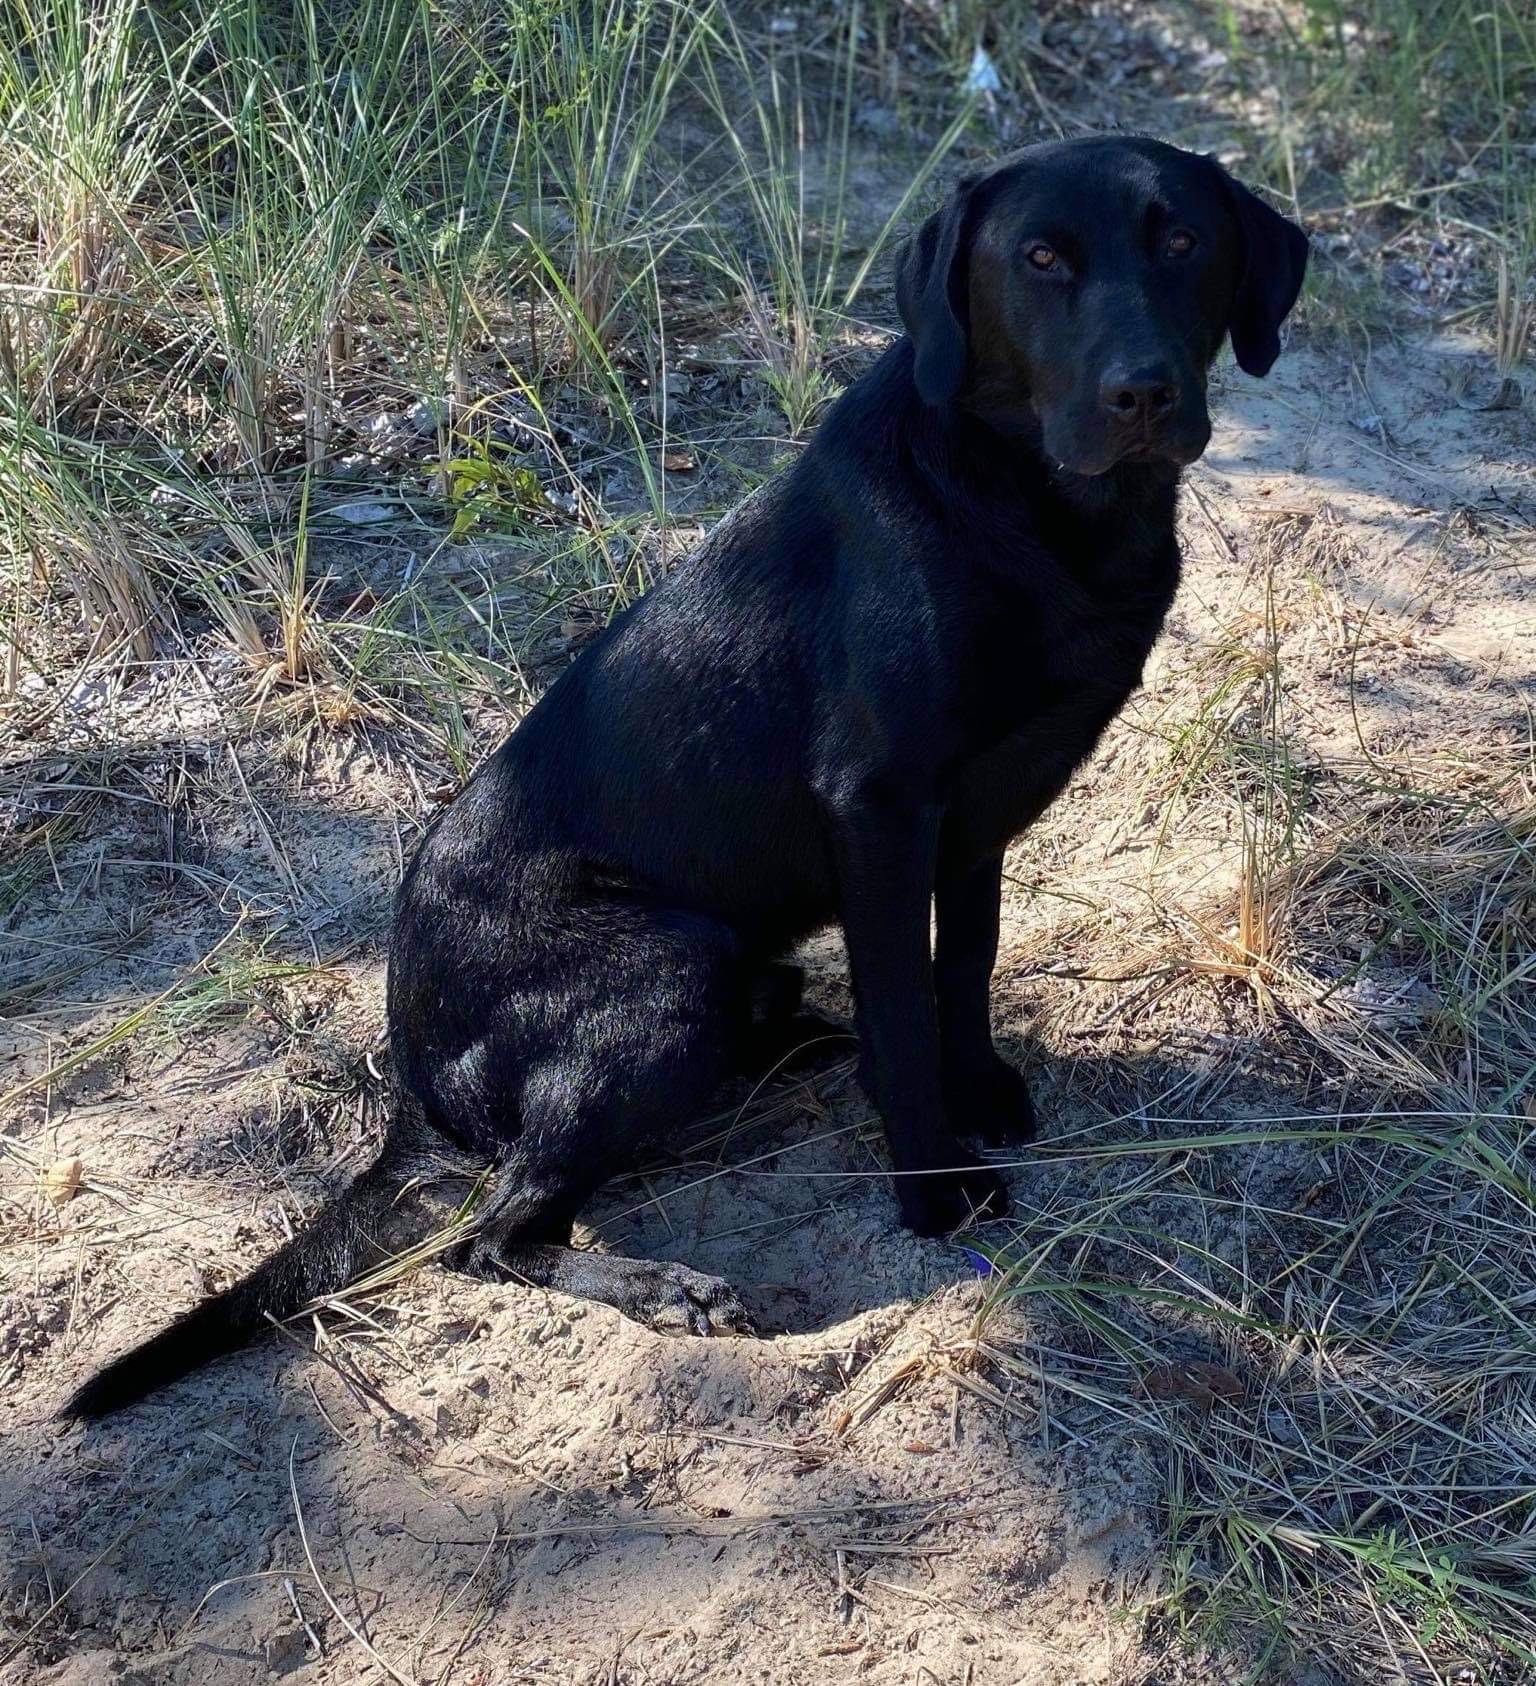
[1165,229,1196,257]
[1025,243,1058,272]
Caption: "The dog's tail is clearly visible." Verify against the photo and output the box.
[61,1127,426,1422]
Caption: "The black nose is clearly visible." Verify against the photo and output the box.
[1100,371,1180,424]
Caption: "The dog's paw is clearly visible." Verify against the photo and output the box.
[945,1053,1038,1148]
[632,1263,757,1338]
[899,1163,1010,1237]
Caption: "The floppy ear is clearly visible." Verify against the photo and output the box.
[1218,169,1309,377]
[895,175,980,405]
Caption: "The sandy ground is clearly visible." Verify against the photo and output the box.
[4,173,1535,1686]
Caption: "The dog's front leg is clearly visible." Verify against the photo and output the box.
[934,850,1037,1146]
[829,797,1008,1235]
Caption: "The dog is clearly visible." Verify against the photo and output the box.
[65,135,1305,1418]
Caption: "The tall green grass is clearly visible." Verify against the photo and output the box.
[1223,0,1535,272]
[0,0,974,716]
[696,2,975,435]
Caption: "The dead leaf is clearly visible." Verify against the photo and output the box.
[903,1439,940,1455]
[1142,1360,1243,1409]
[661,450,696,472]
[43,1157,83,1207]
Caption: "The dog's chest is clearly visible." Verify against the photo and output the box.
[944,543,1177,854]
[968,538,1174,731]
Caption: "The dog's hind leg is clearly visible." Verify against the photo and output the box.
[446,1178,753,1335]
[431,899,757,1333]
[464,1234,755,1335]
[445,1136,757,1337]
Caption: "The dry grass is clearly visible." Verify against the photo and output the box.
[956,487,1536,1677]
[973,1093,1536,1674]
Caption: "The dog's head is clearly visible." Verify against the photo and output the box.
[896,136,1308,475]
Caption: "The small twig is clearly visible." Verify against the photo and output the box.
[284,1576,324,1658]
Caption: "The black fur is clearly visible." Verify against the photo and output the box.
[64,136,1305,1421]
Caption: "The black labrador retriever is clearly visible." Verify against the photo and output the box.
[67,135,1305,1418]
